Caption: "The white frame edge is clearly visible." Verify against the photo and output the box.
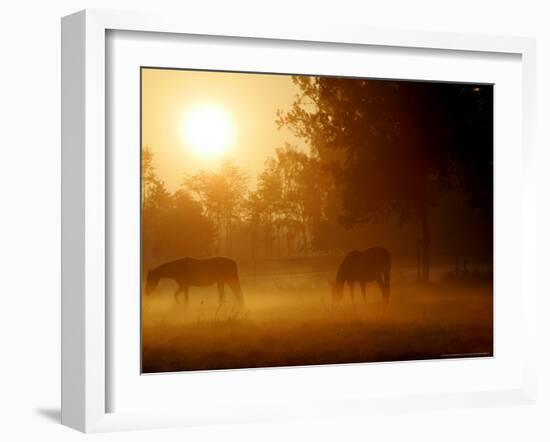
[61,9,537,433]
[62,10,106,432]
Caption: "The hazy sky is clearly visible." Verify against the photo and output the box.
[141,68,308,192]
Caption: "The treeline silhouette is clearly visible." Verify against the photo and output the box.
[142,78,493,281]
[142,145,333,270]
[278,77,493,282]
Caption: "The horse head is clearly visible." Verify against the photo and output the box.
[145,270,159,295]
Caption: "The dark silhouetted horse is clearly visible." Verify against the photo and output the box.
[145,257,244,306]
[332,247,391,304]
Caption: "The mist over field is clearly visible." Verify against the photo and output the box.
[141,260,492,373]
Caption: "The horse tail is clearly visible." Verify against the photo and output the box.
[234,280,244,305]
[384,253,391,300]
[228,260,244,305]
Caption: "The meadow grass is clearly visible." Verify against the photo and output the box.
[141,278,493,373]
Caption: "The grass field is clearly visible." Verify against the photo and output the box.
[141,274,493,373]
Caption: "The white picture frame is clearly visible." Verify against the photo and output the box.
[61,9,537,433]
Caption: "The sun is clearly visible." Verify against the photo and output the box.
[181,102,236,158]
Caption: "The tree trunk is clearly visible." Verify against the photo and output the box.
[224,218,231,256]
[251,227,257,286]
[420,207,431,282]
[286,228,291,256]
[264,226,272,258]
[216,217,222,255]
[277,225,282,258]
[417,239,422,281]
[301,224,308,257]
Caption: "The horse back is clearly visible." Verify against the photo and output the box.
[336,247,391,282]
[363,247,391,273]
[336,250,364,282]
[171,257,239,287]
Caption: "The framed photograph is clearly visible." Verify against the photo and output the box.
[61,9,537,432]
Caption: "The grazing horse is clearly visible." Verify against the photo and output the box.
[145,257,244,306]
[333,247,391,304]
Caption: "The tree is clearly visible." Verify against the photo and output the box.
[278,77,493,281]
[244,190,264,259]
[141,148,214,269]
[184,161,249,255]
[273,144,329,255]
[254,159,283,257]
[251,144,330,257]
[142,146,162,208]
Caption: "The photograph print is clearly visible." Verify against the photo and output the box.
[141,67,493,373]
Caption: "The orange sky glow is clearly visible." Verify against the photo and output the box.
[141,68,309,191]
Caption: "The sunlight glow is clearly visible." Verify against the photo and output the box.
[181,102,236,158]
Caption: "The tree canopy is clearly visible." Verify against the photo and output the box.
[278,77,493,280]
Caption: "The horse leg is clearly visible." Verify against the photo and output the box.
[174,286,183,304]
[217,281,226,305]
[229,279,244,306]
[348,281,355,305]
[182,286,189,306]
[384,270,391,299]
[360,281,366,303]
[376,276,388,304]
